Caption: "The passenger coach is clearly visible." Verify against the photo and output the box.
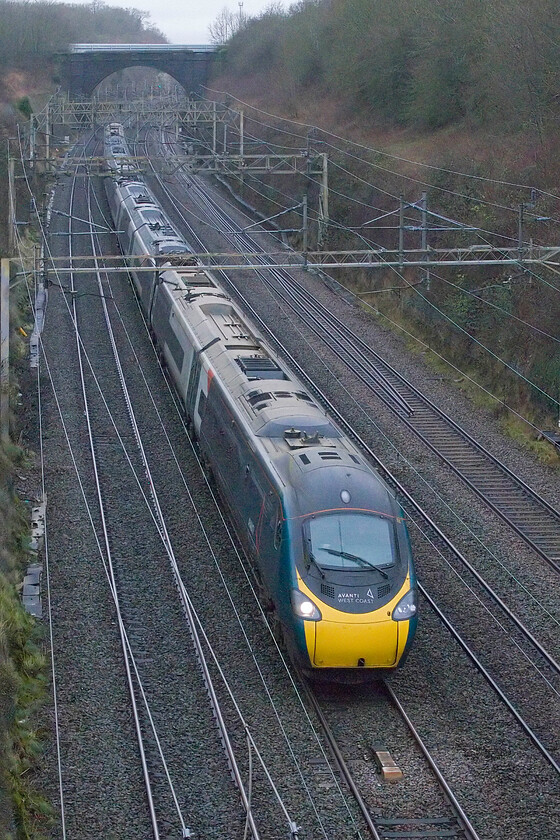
[105,131,418,680]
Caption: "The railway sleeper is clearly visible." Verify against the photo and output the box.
[374,815,467,839]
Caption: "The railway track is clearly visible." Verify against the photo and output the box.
[108,128,560,834]
[44,143,259,837]
[190,187,560,758]
[35,123,559,840]
[42,138,165,837]
[64,150,250,838]
[146,138,560,614]
[45,133,443,840]
[93,127,491,836]
[305,679,480,840]
[234,271,560,571]
[162,147,560,573]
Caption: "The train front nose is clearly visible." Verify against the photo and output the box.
[312,617,400,668]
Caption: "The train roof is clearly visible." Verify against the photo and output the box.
[160,269,344,441]
[129,206,190,252]
[114,180,156,204]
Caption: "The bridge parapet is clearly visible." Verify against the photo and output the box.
[59,43,221,97]
[70,43,217,53]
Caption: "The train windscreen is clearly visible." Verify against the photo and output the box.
[306,512,398,570]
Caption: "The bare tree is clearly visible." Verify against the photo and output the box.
[208,6,242,44]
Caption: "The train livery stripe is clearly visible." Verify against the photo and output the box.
[296,572,412,669]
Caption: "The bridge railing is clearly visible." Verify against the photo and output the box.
[69,43,218,53]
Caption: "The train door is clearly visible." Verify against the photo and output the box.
[186,338,220,429]
[150,289,186,378]
[130,235,156,305]
[186,352,202,422]
[242,462,266,554]
[256,490,283,597]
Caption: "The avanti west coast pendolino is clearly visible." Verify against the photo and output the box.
[104,125,418,681]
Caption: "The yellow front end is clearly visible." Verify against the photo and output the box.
[298,575,413,670]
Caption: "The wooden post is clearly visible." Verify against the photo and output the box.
[0,258,10,443]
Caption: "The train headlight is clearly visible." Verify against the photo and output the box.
[291,589,322,621]
[392,589,418,621]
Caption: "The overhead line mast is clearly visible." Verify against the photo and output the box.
[16,95,560,271]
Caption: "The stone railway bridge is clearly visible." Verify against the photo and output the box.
[58,43,220,98]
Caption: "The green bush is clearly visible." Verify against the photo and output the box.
[15,98,32,120]
[0,351,50,839]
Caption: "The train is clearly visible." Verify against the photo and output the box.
[103,125,418,680]
[104,122,136,174]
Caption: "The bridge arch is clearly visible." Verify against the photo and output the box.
[58,44,220,98]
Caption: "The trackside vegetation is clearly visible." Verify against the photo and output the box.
[209,0,560,445]
[0,0,558,829]
[0,497,51,838]
[0,3,170,833]
[222,0,560,134]
[0,0,165,69]
[0,288,51,838]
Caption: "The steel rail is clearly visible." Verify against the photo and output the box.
[84,177,266,840]
[297,676,382,840]
[176,182,416,417]
[88,136,310,839]
[156,153,560,680]
[66,148,161,837]
[28,143,70,840]
[146,145,560,776]
[246,260,560,572]
[86,182,194,837]
[156,157,416,421]
[184,162,560,567]
[417,583,560,775]
[164,161,560,674]
[242,262,560,572]
[298,674,481,840]
[307,675,481,840]
[384,683,481,840]
[114,134,379,840]
[216,246,560,775]
[271,319,560,774]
